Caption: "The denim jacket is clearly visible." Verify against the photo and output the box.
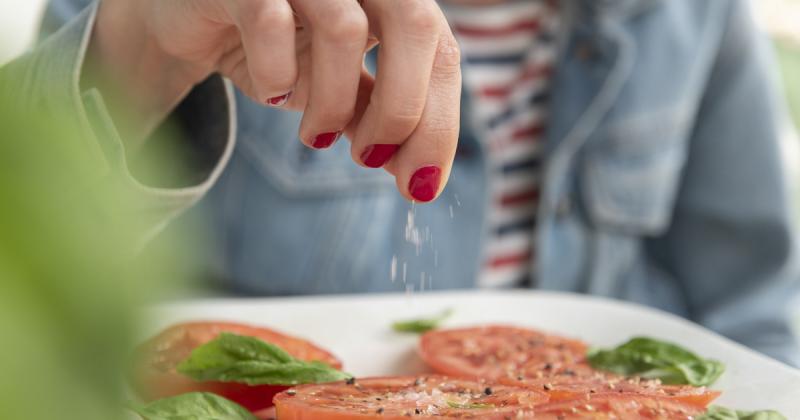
[12,0,799,366]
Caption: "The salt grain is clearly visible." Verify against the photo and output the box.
[391,255,397,283]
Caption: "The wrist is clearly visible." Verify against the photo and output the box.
[86,0,203,147]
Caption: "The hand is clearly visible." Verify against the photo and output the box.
[90,0,461,202]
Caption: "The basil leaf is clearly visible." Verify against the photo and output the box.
[446,401,494,409]
[697,406,787,420]
[131,392,257,420]
[587,337,725,386]
[177,333,351,385]
[392,308,453,334]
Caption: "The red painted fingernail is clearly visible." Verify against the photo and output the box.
[360,144,400,168]
[266,92,291,107]
[408,166,442,203]
[311,132,341,149]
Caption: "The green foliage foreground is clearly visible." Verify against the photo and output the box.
[0,76,189,420]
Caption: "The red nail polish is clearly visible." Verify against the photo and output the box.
[311,132,341,149]
[360,144,399,168]
[409,166,442,203]
[266,92,291,107]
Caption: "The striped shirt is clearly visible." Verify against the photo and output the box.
[444,0,560,288]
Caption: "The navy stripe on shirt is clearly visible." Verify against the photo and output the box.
[500,156,542,174]
[465,53,528,65]
[495,217,537,236]
[486,90,551,129]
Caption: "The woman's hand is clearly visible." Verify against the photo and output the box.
[90,0,461,202]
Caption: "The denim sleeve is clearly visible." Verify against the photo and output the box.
[0,1,236,241]
[646,0,800,366]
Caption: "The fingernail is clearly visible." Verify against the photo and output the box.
[311,132,341,149]
[409,166,442,203]
[266,92,291,107]
[360,144,400,168]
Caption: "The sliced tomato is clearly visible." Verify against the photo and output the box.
[502,374,720,410]
[132,321,342,412]
[274,376,548,419]
[419,325,719,411]
[253,406,277,420]
[532,394,705,419]
[419,325,589,381]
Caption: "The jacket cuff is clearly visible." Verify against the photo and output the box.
[3,2,236,236]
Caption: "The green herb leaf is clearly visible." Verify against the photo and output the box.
[131,392,258,420]
[446,401,494,409]
[177,333,351,386]
[392,308,454,334]
[586,337,725,386]
[696,406,787,420]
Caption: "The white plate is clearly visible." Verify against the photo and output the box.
[146,290,800,415]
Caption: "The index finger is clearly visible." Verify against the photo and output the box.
[351,0,442,164]
[385,32,462,202]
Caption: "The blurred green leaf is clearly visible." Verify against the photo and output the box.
[587,337,725,386]
[177,333,351,385]
[698,405,786,420]
[776,39,800,128]
[0,67,193,420]
[131,392,258,420]
[392,308,453,334]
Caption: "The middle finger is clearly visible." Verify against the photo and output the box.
[291,0,369,149]
[351,0,443,167]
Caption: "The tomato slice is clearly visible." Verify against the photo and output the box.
[274,376,549,420]
[132,321,342,412]
[253,407,277,420]
[419,325,589,381]
[532,394,705,419]
[419,325,719,410]
[502,375,720,409]
[499,359,719,409]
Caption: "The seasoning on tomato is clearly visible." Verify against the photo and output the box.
[501,374,720,409]
[419,325,589,380]
[532,394,707,419]
[274,375,548,419]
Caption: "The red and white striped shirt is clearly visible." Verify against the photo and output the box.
[444,0,560,288]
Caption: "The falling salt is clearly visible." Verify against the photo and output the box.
[449,205,454,219]
[396,201,443,295]
[454,193,462,207]
[405,208,422,249]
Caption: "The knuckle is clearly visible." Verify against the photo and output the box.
[435,34,462,71]
[397,0,440,34]
[241,0,292,29]
[318,5,368,42]
[381,111,423,138]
